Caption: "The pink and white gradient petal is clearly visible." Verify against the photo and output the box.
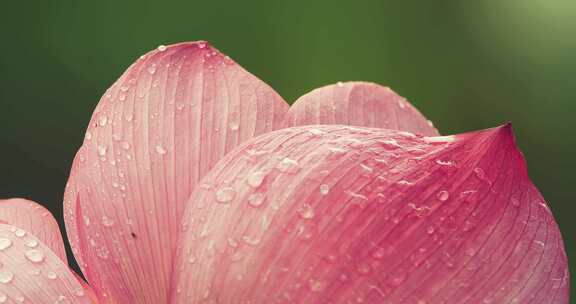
[172,124,568,303]
[64,41,289,303]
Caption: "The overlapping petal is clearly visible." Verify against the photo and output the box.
[171,124,569,303]
[284,82,439,136]
[0,223,94,304]
[63,42,289,303]
[0,198,67,262]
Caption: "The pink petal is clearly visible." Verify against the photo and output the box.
[0,198,67,262]
[0,223,95,303]
[284,82,439,136]
[63,41,289,303]
[172,124,568,303]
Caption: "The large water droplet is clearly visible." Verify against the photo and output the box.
[216,187,236,203]
[0,272,14,284]
[0,239,12,251]
[25,249,45,263]
[247,171,265,188]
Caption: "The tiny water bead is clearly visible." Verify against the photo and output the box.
[157,45,167,51]
[297,204,315,219]
[319,184,330,195]
[0,238,12,250]
[14,229,26,237]
[25,239,38,248]
[248,193,265,207]
[436,190,450,202]
[155,145,167,155]
[216,187,236,203]
[276,157,299,173]
[101,215,115,227]
[24,249,45,263]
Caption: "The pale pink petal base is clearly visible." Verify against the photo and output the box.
[172,124,569,303]
[0,198,67,262]
[284,82,439,136]
[64,41,288,303]
[0,223,94,304]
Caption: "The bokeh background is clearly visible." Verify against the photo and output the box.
[1,0,574,299]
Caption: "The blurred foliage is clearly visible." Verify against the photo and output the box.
[1,0,574,296]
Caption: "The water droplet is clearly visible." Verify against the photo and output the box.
[319,184,330,195]
[97,145,108,156]
[435,159,454,166]
[357,263,372,275]
[308,279,326,292]
[121,142,131,150]
[436,190,450,202]
[83,215,91,226]
[155,145,167,155]
[247,171,265,188]
[228,121,239,130]
[101,215,115,227]
[98,115,108,127]
[426,226,435,234]
[372,247,386,259]
[297,204,315,219]
[25,239,39,248]
[55,295,71,304]
[0,272,14,284]
[157,45,167,51]
[46,271,58,280]
[25,249,45,263]
[216,187,236,203]
[276,157,299,173]
[14,229,26,237]
[242,235,260,246]
[308,128,325,136]
[474,167,486,179]
[0,239,12,250]
[85,132,92,141]
[336,81,344,87]
[248,193,265,207]
[147,64,157,75]
[510,196,520,207]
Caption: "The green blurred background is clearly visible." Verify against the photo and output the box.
[1,0,574,298]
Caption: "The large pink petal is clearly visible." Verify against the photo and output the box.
[172,124,568,303]
[0,223,95,303]
[64,41,289,303]
[0,198,67,262]
[284,82,439,136]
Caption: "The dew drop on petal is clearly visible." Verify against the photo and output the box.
[248,193,265,207]
[25,239,39,248]
[297,204,315,219]
[25,249,45,263]
[0,272,14,284]
[101,215,115,227]
[436,190,450,202]
[216,187,236,204]
[319,184,330,195]
[14,229,26,237]
[276,157,299,173]
[247,171,265,188]
[97,145,108,156]
[155,145,167,155]
[157,45,167,51]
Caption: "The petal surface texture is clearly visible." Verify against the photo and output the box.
[63,41,289,303]
[0,198,67,262]
[172,124,569,303]
[0,223,94,304]
[284,82,439,136]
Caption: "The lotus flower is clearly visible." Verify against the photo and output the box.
[0,41,569,303]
